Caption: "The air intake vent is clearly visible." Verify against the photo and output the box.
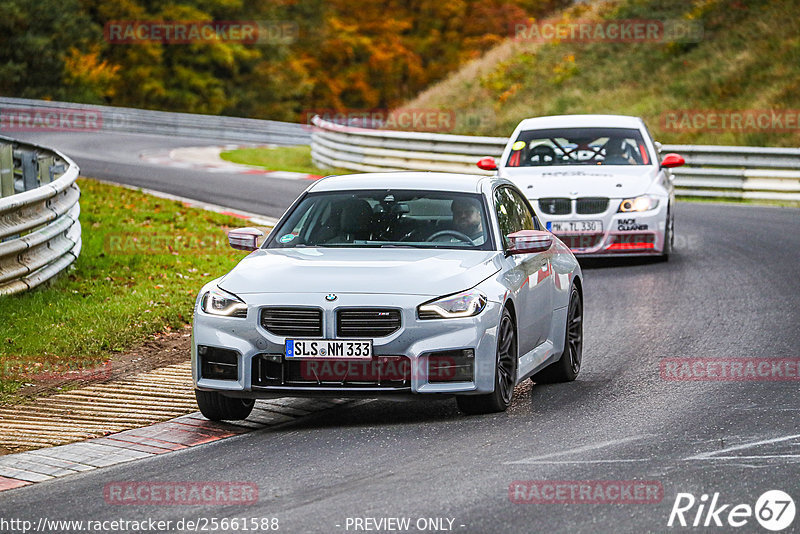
[198,346,239,380]
[538,198,571,215]
[261,307,323,337]
[337,308,401,338]
[576,197,609,214]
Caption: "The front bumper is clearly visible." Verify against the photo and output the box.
[538,201,667,256]
[192,292,502,398]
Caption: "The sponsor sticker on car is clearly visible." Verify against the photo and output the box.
[286,339,373,359]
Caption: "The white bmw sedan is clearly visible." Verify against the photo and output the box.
[478,115,685,258]
[192,172,583,419]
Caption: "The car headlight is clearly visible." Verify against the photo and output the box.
[418,290,487,319]
[201,288,247,317]
[618,195,659,212]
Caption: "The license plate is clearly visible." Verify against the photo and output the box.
[286,339,373,359]
[547,220,603,233]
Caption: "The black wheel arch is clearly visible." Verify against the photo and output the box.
[572,275,583,301]
[502,298,517,332]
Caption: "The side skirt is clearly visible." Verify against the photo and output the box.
[516,306,568,382]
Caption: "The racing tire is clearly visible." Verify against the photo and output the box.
[195,389,255,421]
[456,308,517,415]
[658,207,674,262]
[531,286,582,384]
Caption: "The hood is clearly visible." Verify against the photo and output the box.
[218,247,502,297]
[499,165,658,199]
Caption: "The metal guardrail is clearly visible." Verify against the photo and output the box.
[311,116,800,201]
[0,97,312,146]
[0,136,81,295]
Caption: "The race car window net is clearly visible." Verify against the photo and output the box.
[506,127,650,167]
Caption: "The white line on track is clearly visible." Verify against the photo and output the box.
[684,433,800,460]
[504,435,648,464]
[506,459,651,465]
[690,455,800,460]
[502,433,800,465]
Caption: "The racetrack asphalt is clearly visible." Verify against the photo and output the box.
[1,131,798,533]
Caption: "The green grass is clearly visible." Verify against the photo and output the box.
[220,145,354,176]
[399,0,800,147]
[0,178,259,402]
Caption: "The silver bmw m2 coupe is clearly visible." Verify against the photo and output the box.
[192,172,583,418]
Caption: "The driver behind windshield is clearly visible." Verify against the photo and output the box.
[450,197,486,244]
[602,138,636,165]
[269,191,492,249]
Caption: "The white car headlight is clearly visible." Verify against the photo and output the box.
[618,195,659,212]
[201,288,247,317]
[418,290,487,319]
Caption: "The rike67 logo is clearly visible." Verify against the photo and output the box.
[668,490,795,531]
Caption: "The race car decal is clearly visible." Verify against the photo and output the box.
[617,219,649,231]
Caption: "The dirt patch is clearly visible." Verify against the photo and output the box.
[6,325,192,405]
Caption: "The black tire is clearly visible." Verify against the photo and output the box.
[456,308,517,415]
[195,389,255,421]
[531,286,582,384]
[658,208,674,261]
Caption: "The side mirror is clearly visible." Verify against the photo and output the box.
[228,227,264,251]
[506,230,553,255]
[660,153,685,168]
[476,156,498,171]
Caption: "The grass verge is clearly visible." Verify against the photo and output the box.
[399,0,800,147]
[0,178,259,403]
[220,145,354,176]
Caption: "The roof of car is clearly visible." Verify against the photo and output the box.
[515,114,645,131]
[309,171,500,194]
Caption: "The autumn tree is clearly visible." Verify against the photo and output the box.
[0,0,570,118]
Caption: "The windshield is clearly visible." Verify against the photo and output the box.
[506,127,651,167]
[266,190,494,250]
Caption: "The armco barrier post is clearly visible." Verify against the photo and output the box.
[0,144,13,198]
[19,149,38,191]
[38,154,54,185]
